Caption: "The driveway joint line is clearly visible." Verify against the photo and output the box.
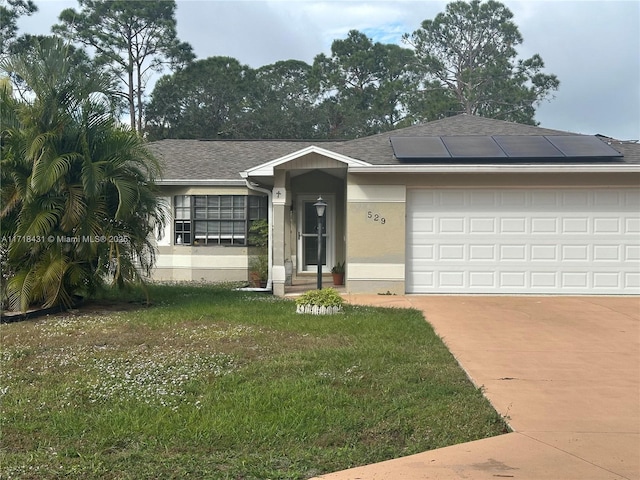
[519,432,635,480]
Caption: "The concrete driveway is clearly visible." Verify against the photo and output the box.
[314,296,640,480]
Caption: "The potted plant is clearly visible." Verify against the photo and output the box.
[331,261,345,286]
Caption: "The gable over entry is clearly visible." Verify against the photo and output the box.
[242,146,370,296]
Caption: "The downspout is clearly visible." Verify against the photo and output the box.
[245,179,273,292]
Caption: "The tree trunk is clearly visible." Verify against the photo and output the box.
[136,62,144,134]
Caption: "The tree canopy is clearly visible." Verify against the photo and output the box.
[145,0,559,139]
[246,60,322,139]
[3,0,560,138]
[311,30,423,138]
[53,0,194,133]
[0,0,37,56]
[146,56,254,140]
[404,0,559,124]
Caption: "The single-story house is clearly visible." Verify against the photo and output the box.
[147,114,640,296]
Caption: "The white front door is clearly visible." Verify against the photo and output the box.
[298,195,334,273]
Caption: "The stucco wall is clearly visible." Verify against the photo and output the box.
[346,184,406,294]
[153,245,251,282]
[152,185,260,283]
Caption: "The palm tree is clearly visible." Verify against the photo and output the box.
[1,37,165,311]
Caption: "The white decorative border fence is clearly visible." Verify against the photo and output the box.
[296,304,342,315]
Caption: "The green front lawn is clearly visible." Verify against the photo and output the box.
[0,284,507,479]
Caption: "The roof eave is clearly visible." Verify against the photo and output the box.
[348,164,640,174]
[156,179,246,186]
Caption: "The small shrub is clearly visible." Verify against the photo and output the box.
[248,254,269,282]
[295,288,344,308]
[248,219,269,248]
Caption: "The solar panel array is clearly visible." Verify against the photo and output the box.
[390,135,623,161]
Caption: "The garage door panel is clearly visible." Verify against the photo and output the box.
[469,245,496,260]
[593,217,621,233]
[439,217,465,233]
[529,244,557,260]
[500,191,527,206]
[500,217,527,233]
[562,272,588,288]
[407,188,640,294]
[562,217,589,233]
[413,244,434,259]
[624,190,640,206]
[469,271,496,287]
[593,245,621,261]
[562,245,589,261]
[470,191,497,206]
[469,217,496,233]
[531,217,558,233]
[531,190,558,206]
[625,272,640,288]
[593,190,621,205]
[413,271,435,288]
[626,245,640,261]
[562,191,590,207]
[530,272,558,288]
[500,244,526,261]
[593,272,621,288]
[439,271,465,287]
[412,218,435,232]
[625,217,640,233]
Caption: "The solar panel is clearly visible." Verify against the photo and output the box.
[389,135,624,162]
[441,136,507,158]
[545,136,623,158]
[389,136,450,159]
[493,135,564,158]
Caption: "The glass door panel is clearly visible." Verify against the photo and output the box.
[298,196,333,272]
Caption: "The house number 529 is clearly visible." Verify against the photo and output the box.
[367,211,386,224]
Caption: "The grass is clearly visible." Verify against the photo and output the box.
[0,283,508,479]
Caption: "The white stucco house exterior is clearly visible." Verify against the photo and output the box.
[147,114,640,296]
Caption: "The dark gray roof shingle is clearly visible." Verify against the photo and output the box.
[147,114,640,181]
[147,139,345,180]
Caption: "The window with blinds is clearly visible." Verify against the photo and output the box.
[173,195,267,245]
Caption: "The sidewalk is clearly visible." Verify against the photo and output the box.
[313,295,640,480]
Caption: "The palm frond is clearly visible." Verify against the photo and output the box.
[60,184,87,231]
[109,176,140,220]
[36,251,74,309]
[6,269,37,312]
[31,151,79,194]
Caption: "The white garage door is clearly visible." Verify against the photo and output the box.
[406,188,640,294]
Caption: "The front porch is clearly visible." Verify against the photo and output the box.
[242,145,371,297]
[283,274,346,297]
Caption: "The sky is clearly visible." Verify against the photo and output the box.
[17,0,640,140]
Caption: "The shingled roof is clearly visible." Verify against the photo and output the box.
[147,114,640,182]
[147,139,346,181]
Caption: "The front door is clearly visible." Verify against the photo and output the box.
[298,195,334,273]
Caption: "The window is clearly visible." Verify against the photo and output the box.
[174,195,191,244]
[174,195,267,245]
